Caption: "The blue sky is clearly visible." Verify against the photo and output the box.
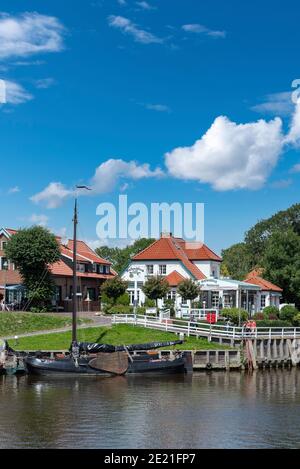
[1,0,300,254]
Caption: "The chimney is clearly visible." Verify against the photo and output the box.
[161,232,172,238]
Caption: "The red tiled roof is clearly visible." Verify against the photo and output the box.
[134,236,221,262]
[60,245,90,263]
[133,236,206,280]
[184,245,222,261]
[4,227,115,279]
[50,259,114,279]
[246,268,264,278]
[67,240,111,265]
[50,259,73,276]
[244,272,283,292]
[166,270,186,286]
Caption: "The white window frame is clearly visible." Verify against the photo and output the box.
[211,291,219,309]
[77,263,85,273]
[147,265,154,275]
[159,265,167,275]
[0,257,9,271]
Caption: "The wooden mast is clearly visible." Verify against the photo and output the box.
[72,196,78,343]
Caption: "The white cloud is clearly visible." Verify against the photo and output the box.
[29,213,49,227]
[290,163,300,173]
[270,179,292,189]
[165,115,284,191]
[31,182,74,209]
[0,12,65,60]
[108,15,163,44]
[89,237,134,250]
[12,60,45,66]
[34,77,56,89]
[182,24,226,38]
[145,103,171,113]
[117,0,127,5]
[251,91,293,116]
[8,186,20,194]
[91,159,163,193]
[285,100,300,147]
[136,1,157,10]
[4,80,33,104]
[31,159,163,208]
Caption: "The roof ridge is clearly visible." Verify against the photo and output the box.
[169,237,206,280]
[132,238,160,260]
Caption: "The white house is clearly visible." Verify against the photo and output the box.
[122,233,282,315]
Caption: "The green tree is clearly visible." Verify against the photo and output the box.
[177,279,201,314]
[5,226,61,309]
[245,203,300,265]
[263,229,300,306]
[96,238,155,274]
[142,276,170,307]
[100,277,128,304]
[177,279,200,303]
[221,242,253,280]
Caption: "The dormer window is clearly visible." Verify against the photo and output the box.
[76,263,85,273]
[92,264,97,273]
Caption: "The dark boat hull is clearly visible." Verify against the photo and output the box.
[24,355,187,376]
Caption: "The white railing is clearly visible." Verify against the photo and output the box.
[180,308,219,321]
[112,314,300,340]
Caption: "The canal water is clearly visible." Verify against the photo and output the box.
[1,370,300,449]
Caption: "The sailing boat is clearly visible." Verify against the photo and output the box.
[24,191,191,376]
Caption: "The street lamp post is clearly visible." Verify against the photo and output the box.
[3,260,8,311]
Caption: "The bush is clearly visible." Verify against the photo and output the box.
[106,305,133,315]
[144,298,156,308]
[136,306,146,315]
[279,305,298,322]
[292,313,300,326]
[253,313,264,320]
[101,292,115,313]
[116,293,130,306]
[262,306,279,319]
[163,299,176,317]
[256,319,292,327]
[221,308,248,325]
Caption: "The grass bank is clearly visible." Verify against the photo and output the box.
[0,312,90,338]
[10,324,231,351]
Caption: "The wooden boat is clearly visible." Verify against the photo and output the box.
[24,350,189,376]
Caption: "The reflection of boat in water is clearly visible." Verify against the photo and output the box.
[23,341,192,376]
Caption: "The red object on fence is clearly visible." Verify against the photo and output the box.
[206,312,217,324]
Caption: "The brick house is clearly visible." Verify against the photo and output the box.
[0,229,22,303]
[0,228,115,312]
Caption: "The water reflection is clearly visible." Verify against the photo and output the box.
[1,370,300,448]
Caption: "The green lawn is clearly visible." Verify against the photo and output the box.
[9,324,231,351]
[0,312,90,337]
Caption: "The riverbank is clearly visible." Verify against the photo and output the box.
[9,324,232,351]
[0,312,92,338]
